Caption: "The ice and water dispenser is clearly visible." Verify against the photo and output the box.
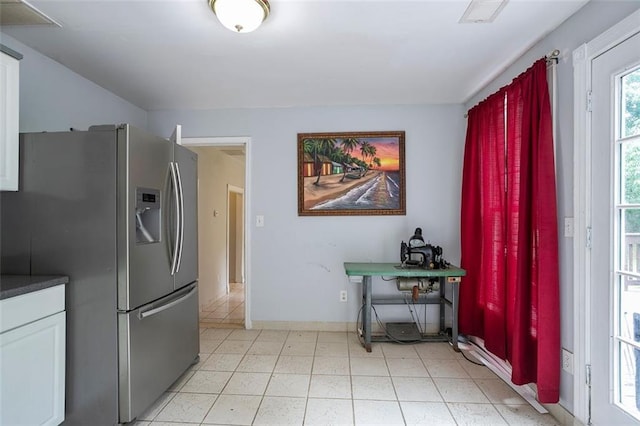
[135,188,161,244]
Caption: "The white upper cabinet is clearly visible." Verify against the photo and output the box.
[0,46,22,191]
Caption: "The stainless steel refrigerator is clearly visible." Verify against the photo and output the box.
[0,124,199,424]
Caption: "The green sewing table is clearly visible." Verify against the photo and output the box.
[344,262,466,352]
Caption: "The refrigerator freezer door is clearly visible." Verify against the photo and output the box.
[117,125,174,311]
[174,144,198,289]
[118,282,199,423]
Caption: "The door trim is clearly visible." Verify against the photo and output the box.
[180,136,252,329]
[573,9,640,424]
[227,184,244,293]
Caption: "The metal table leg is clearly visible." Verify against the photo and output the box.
[439,277,445,336]
[362,276,372,352]
[451,281,460,352]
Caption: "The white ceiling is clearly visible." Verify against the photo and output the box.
[1,0,589,111]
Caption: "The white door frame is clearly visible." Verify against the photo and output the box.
[573,9,640,424]
[227,184,245,291]
[181,136,252,329]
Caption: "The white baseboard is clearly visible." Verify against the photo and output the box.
[462,337,578,425]
[251,321,357,332]
[543,402,579,426]
[250,320,441,334]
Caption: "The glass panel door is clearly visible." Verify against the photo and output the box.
[617,67,640,420]
[591,30,640,425]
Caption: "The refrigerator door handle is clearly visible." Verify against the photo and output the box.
[174,162,185,273]
[138,283,197,319]
[169,162,181,275]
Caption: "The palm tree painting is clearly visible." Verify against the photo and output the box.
[297,131,405,216]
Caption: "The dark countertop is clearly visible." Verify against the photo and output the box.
[0,275,69,300]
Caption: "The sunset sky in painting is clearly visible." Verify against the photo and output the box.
[357,137,400,171]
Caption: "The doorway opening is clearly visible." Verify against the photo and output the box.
[180,137,251,329]
[224,184,245,325]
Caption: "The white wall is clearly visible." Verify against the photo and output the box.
[464,0,640,413]
[189,147,245,309]
[149,104,466,324]
[1,29,459,331]
[0,33,147,132]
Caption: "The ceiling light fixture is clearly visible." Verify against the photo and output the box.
[209,0,270,33]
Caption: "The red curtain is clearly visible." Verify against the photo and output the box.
[460,59,560,403]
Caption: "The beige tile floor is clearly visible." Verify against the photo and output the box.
[199,283,245,327]
[133,328,562,425]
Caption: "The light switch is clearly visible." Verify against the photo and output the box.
[256,215,264,227]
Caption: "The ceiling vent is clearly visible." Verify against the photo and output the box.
[221,148,246,157]
[459,0,508,23]
[0,0,60,26]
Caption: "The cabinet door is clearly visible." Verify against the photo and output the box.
[0,51,20,191]
[0,311,65,426]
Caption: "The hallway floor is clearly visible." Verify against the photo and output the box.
[133,328,562,425]
[199,283,245,328]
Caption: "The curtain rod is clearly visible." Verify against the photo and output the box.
[464,49,560,118]
[546,49,560,64]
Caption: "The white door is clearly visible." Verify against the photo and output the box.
[591,30,640,425]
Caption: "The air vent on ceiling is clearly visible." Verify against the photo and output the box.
[221,149,246,157]
[459,0,508,23]
[0,0,60,26]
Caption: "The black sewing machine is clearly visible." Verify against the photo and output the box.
[400,227,446,269]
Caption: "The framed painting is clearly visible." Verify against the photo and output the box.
[297,131,406,216]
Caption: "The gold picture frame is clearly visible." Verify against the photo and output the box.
[297,131,406,216]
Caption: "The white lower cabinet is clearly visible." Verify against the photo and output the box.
[0,288,65,426]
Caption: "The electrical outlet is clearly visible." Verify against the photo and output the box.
[562,348,574,374]
[339,290,347,302]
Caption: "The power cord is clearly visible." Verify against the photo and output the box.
[355,303,365,346]
[403,294,425,335]
[454,333,486,366]
[460,350,485,366]
[372,305,422,345]
[356,299,488,368]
